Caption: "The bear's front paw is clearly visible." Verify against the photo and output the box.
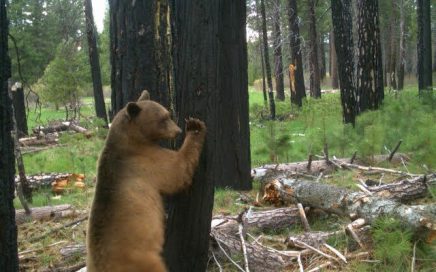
[185,117,206,135]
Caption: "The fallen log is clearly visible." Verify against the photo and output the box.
[33,123,69,134]
[252,154,410,178]
[363,175,429,202]
[15,173,84,190]
[212,207,301,234]
[19,133,58,146]
[60,244,86,260]
[16,204,77,225]
[263,177,436,236]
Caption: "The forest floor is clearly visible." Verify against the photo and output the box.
[15,83,436,271]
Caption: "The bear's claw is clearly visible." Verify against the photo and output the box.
[185,117,206,134]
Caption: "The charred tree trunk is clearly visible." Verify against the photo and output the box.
[0,0,19,269]
[417,0,433,93]
[109,0,171,116]
[331,0,357,125]
[356,0,384,113]
[287,0,306,107]
[260,0,276,119]
[11,85,28,137]
[163,0,217,271]
[272,0,285,101]
[215,1,251,190]
[329,32,339,89]
[84,0,108,124]
[397,0,406,90]
[308,0,321,98]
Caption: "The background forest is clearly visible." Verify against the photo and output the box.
[1,0,436,271]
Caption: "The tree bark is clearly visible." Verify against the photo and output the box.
[356,0,384,113]
[272,0,285,101]
[11,85,28,137]
[84,0,108,124]
[0,0,19,268]
[286,0,306,107]
[417,0,433,93]
[331,0,356,125]
[319,34,327,80]
[260,0,276,119]
[109,0,171,116]
[163,1,217,271]
[329,32,339,89]
[214,0,251,190]
[307,0,321,98]
[255,0,268,105]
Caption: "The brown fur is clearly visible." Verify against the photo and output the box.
[86,91,206,272]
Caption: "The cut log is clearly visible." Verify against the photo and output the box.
[252,153,409,178]
[262,178,436,236]
[19,133,58,146]
[16,204,77,225]
[60,244,86,260]
[212,207,300,234]
[33,123,69,134]
[15,173,84,190]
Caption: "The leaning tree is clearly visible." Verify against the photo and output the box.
[0,0,19,270]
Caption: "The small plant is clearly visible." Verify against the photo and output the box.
[372,217,413,270]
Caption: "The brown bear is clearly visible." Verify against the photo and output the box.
[86,91,206,272]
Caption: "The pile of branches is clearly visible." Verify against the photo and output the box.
[209,153,436,271]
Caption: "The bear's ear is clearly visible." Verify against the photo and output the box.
[126,102,141,119]
[138,90,150,101]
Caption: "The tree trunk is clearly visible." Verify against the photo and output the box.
[308,0,321,98]
[397,0,406,90]
[319,34,327,80]
[0,0,19,269]
[84,0,108,124]
[286,0,306,107]
[163,1,217,271]
[272,0,285,101]
[388,0,398,90]
[11,85,28,137]
[260,0,276,119]
[417,0,433,93]
[329,32,339,89]
[331,0,357,125]
[215,0,251,190]
[255,0,268,105]
[109,0,171,116]
[356,0,384,113]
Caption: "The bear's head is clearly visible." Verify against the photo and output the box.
[124,90,182,142]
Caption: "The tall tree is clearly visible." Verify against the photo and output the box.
[331,0,357,125]
[417,0,433,93]
[397,0,406,90]
[287,0,306,107]
[356,0,384,113]
[329,31,339,89]
[319,34,327,80]
[0,0,19,269]
[307,0,321,98]
[84,0,108,124]
[260,0,276,119]
[214,1,251,190]
[163,0,218,270]
[272,0,285,101]
[109,0,171,117]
